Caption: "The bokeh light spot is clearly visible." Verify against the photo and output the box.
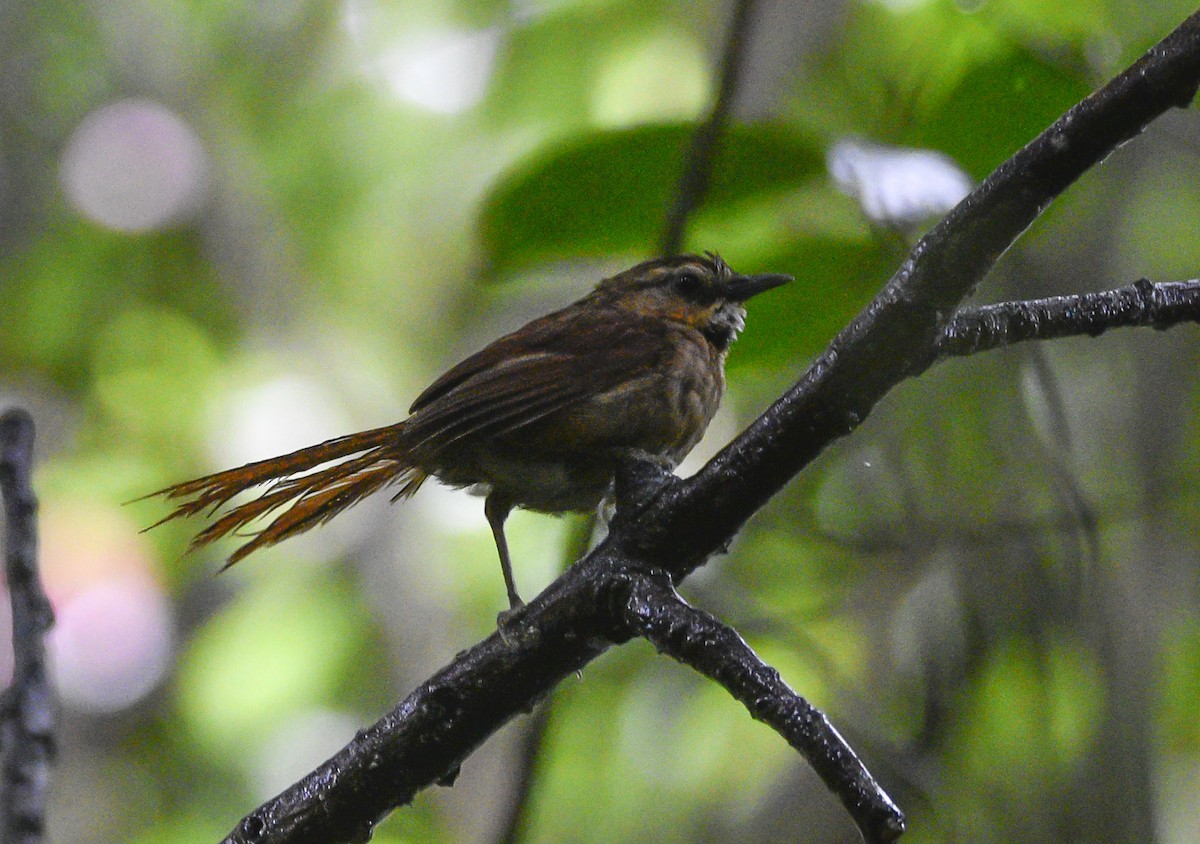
[590,31,710,127]
[37,501,175,714]
[52,578,175,713]
[828,138,973,227]
[374,29,499,115]
[60,98,209,232]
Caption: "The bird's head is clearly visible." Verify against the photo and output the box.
[593,253,791,351]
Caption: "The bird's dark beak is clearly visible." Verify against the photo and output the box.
[726,273,792,302]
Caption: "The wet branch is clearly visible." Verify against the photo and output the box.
[617,572,904,843]
[933,278,1200,361]
[644,11,1200,571]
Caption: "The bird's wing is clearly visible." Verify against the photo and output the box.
[403,306,672,453]
[410,303,592,411]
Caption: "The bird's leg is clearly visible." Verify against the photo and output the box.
[484,491,523,611]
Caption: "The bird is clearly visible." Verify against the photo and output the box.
[144,253,790,610]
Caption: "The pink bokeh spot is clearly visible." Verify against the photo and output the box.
[49,576,174,713]
[60,98,209,232]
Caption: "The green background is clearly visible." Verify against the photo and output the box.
[1,1,1199,842]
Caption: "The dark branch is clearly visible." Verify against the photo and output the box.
[0,409,55,844]
[617,572,905,844]
[660,0,757,256]
[640,12,1200,577]
[222,556,627,844]
[933,278,1200,361]
[221,12,1200,844]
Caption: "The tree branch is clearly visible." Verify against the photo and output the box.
[222,556,626,844]
[492,698,551,844]
[221,11,1200,844]
[639,12,1200,576]
[0,409,55,844]
[617,571,904,844]
[933,278,1200,361]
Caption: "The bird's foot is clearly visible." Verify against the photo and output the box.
[611,448,679,514]
[496,599,529,642]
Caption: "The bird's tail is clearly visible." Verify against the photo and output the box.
[142,423,427,568]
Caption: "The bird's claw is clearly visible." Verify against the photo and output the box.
[611,448,678,513]
[496,600,530,643]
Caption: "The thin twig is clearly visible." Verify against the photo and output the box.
[661,0,757,256]
[0,409,55,844]
[933,279,1200,360]
[618,572,904,843]
[492,518,591,844]
[493,700,553,844]
[494,4,764,835]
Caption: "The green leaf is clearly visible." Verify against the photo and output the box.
[911,46,1092,179]
[478,123,824,275]
[483,0,717,130]
[727,234,896,368]
[789,2,1007,139]
[984,0,1113,47]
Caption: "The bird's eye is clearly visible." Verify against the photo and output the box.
[675,272,704,296]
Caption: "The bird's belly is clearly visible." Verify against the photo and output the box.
[442,452,612,513]
[427,330,724,514]
[470,456,604,513]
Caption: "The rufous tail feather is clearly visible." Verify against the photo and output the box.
[141,424,426,568]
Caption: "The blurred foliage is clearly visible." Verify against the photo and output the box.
[1,1,1199,843]
[479,123,824,271]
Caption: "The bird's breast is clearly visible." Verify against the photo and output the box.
[430,325,725,514]
[549,325,723,460]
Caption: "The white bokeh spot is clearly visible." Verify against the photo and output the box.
[374,29,499,115]
[828,138,973,227]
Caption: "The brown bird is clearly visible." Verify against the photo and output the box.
[146,253,790,609]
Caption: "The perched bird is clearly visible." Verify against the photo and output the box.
[146,253,790,609]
